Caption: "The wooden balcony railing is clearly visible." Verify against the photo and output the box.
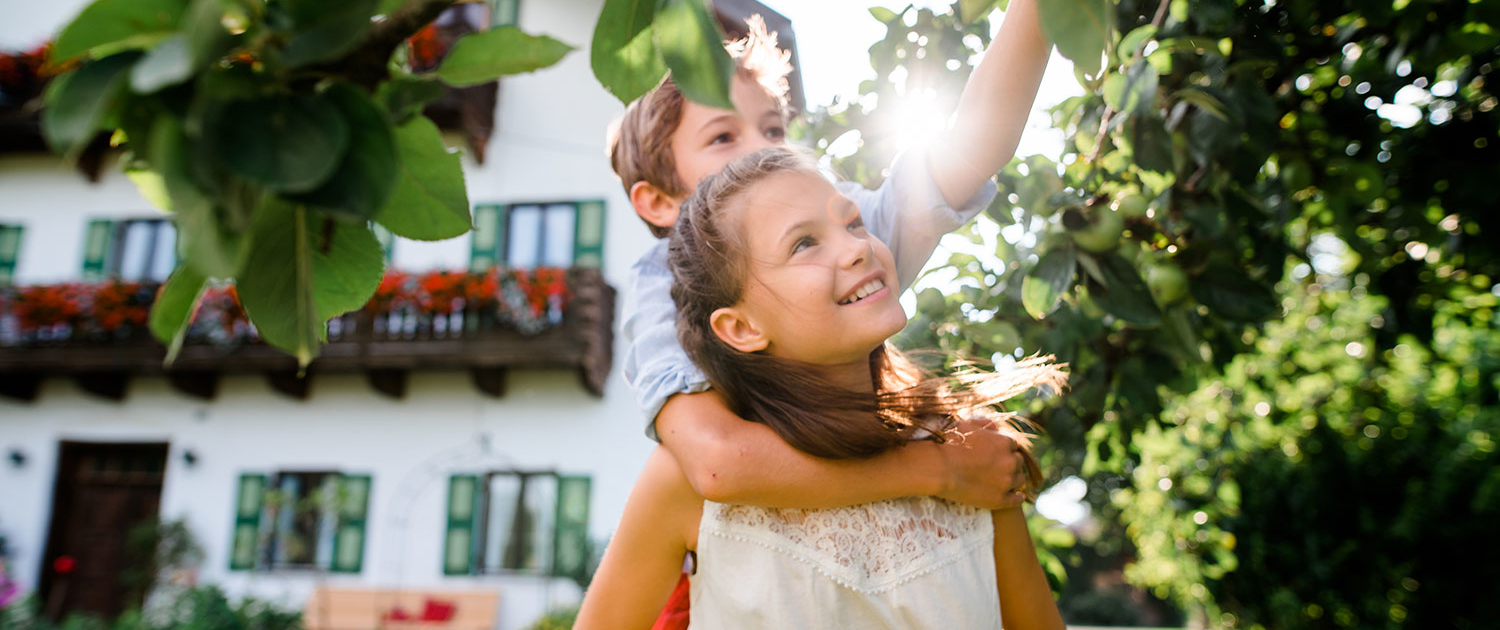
[0,268,614,402]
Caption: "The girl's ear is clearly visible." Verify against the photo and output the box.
[629,181,682,233]
[709,306,768,353]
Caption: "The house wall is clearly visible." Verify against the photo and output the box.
[0,1,661,628]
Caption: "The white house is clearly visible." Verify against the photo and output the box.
[0,1,801,628]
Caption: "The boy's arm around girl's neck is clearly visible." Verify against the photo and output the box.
[928,0,1053,208]
[656,390,1028,510]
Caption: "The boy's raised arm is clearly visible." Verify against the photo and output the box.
[929,0,1052,207]
[657,390,1028,509]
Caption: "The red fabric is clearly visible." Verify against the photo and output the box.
[650,573,691,630]
[420,598,457,622]
[384,606,413,622]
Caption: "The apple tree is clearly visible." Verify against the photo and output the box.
[803,0,1499,626]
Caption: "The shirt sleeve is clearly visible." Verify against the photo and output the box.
[837,146,998,292]
[620,240,711,441]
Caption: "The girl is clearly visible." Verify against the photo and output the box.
[577,147,1067,629]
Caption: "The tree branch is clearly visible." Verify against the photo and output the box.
[313,0,458,90]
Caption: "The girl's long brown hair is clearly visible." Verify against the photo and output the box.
[669,147,1066,493]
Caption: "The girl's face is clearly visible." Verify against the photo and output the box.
[721,170,908,367]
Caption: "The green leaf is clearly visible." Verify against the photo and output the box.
[1130,115,1173,174]
[1022,246,1077,319]
[1189,261,1276,322]
[208,94,350,193]
[653,0,735,110]
[984,191,1016,226]
[237,200,385,366]
[281,0,377,68]
[868,7,898,23]
[1117,24,1157,63]
[436,26,575,87]
[150,263,208,365]
[1088,252,1162,325]
[377,76,445,122]
[1175,86,1231,121]
[592,0,668,104]
[958,0,999,24]
[373,116,472,240]
[1117,62,1158,116]
[52,0,189,61]
[129,35,193,93]
[1037,0,1112,76]
[42,52,141,158]
[286,83,399,221]
[148,116,244,279]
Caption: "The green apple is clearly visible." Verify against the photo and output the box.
[1114,191,1149,218]
[1070,207,1125,253]
[1147,263,1189,305]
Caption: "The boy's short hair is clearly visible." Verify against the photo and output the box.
[607,15,794,238]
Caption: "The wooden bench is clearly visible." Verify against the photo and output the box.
[303,587,501,630]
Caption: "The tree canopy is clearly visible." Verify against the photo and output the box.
[809,0,1497,627]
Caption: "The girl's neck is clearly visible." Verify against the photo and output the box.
[815,356,877,394]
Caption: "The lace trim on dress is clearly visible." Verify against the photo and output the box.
[701,498,992,594]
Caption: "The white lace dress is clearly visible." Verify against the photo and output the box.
[689,497,999,629]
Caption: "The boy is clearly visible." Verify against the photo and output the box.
[611,1,1053,513]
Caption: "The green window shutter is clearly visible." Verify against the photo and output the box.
[551,475,591,581]
[492,0,519,27]
[572,201,605,269]
[470,205,507,272]
[230,474,267,571]
[81,219,114,281]
[0,226,20,286]
[443,474,479,575]
[372,224,396,264]
[330,474,371,573]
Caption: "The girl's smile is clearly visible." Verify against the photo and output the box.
[723,170,909,367]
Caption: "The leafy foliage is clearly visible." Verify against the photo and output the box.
[803,0,1498,625]
[42,0,575,366]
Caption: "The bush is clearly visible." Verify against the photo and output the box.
[0,587,301,630]
[523,605,579,630]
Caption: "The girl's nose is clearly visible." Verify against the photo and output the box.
[837,230,870,269]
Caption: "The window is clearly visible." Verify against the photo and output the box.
[0,224,20,286]
[81,218,176,282]
[229,472,371,573]
[469,201,604,271]
[443,472,591,580]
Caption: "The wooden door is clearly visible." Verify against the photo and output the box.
[38,441,168,621]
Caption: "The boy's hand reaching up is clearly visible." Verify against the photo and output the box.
[937,416,1029,510]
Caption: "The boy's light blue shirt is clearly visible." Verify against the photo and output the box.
[621,147,998,439]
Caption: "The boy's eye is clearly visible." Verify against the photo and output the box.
[792,236,815,254]
[846,215,865,232]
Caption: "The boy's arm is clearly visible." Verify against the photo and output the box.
[657,390,1028,509]
[575,447,700,630]
[930,0,1052,208]
[991,508,1066,630]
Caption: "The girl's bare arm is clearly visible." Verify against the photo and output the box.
[575,447,702,630]
[991,508,1066,630]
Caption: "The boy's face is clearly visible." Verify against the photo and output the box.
[669,74,788,204]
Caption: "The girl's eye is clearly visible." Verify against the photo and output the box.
[764,126,786,140]
[710,132,733,145]
[846,215,866,232]
[792,236,815,253]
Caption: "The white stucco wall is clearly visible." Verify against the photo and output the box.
[0,1,660,628]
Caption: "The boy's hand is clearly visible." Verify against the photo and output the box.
[936,416,1028,510]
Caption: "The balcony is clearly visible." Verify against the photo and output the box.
[0,267,615,402]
